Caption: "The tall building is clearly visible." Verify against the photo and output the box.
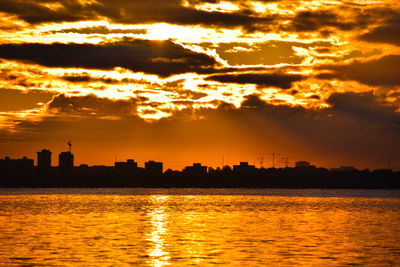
[37,149,51,174]
[145,160,163,176]
[59,151,74,176]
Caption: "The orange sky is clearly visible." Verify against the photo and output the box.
[0,0,399,170]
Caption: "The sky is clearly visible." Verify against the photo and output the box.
[0,0,400,170]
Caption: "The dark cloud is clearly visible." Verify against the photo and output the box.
[0,39,219,77]
[52,26,147,35]
[47,94,137,116]
[0,89,55,112]
[60,73,154,86]
[1,0,398,37]
[317,55,400,87]
[280,7,399,35]
[326,91,399,124]
[359,18,400,46]
[0,0,274,32]
[61,74,120,84]
[309,94,320,100]
[281,10,358,32]
[206,73,304,89]
[0,0,93,24]
[314,48,332,54]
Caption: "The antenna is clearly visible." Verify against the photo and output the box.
[388,156,391,170]
[272,152,280,168]
[222,154,225,168]
[257,157,264,168]
[67,138,72,153]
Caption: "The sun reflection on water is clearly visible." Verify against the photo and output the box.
[147,195,171,266]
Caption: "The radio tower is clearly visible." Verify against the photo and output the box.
[272,152,280,168]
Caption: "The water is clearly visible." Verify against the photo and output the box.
[0,189,399,266]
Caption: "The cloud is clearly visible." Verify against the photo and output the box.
[359,18,400,46]
[0,0,274,31]
[0,39,219,77]
[208,41,306,66]
[280,10,358,33]
[326,91,399,124]
[47,94,138,116]
[52,26,147,35]
[317,55,400,87]
[61,74,120,84]
[0,89,55,112]
[206,73,304,89]
[0,0,92,24]
[2,91,399,169]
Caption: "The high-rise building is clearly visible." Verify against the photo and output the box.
[37,149,51,174]
[59,151,74,176]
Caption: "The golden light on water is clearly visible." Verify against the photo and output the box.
[147,196,171,266]
[1,190,399,266]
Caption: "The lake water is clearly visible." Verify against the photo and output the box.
[0,188,399,266]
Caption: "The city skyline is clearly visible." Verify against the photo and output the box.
[0,146,392,172]
[1,147,398,189]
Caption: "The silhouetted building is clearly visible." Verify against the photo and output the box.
[59,151,74,176]
[183,163,207,176]
[114,159,138,177]
[0,156,34,176]
[233,162,256,174]
[0,157,16,175]
[37,149,51,174]
[295,161,311,168]
[115,159,138,169]
[145,160,163,176]
[16,157,34,175]
[331,166,356,172]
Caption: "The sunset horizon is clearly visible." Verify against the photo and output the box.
[1,0,400,171]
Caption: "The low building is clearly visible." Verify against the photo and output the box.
[295,161,311,168]
[145,160,163,176]
[115,159,138,169]
[183,163,207,176]
[233,162,256,174]
[0,156,34,175]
